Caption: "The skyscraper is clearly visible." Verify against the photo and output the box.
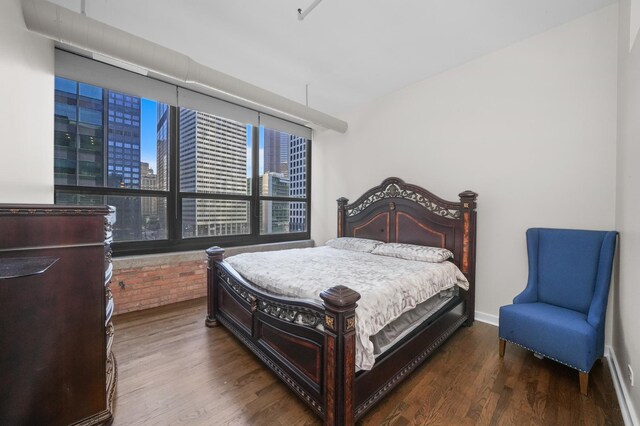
[288,135,307,232]
[156,103,169,191]
[53,77,143,240]
[54,77,106,187]
[260,128,308,233]
[140,162,162,239]
[156,102,169,231]
[179,109,249,237]
[105,90,142,240]
[259,172,290,233]
[106,92,141,189]
[263,128,290,177]
[140,162,158,212]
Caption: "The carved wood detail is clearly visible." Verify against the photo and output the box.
[220,268,323,328]
[325,315,335,331]
[345,316,356,332]
[337,198,348,238]
[106,351,117,413]
[258,300,323,327]
[221,271,256,305]
[345,179,462,219]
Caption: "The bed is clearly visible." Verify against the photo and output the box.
[205,177,478,425]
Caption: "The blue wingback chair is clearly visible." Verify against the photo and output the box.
[499,228,617,395]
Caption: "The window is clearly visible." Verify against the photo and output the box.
[178,107,252,238]
[53,52,311,255]
[54,77,170,243]
[259,127,308,234]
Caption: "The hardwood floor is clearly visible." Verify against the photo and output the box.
[112,298,623,425]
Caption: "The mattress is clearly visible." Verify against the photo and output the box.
[371,287,458,356]
[225,245,469,370]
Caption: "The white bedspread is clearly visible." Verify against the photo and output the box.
[225,246,469,370]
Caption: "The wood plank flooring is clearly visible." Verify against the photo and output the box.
[111,298,623,425]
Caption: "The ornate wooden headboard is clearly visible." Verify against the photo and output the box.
[336,177,478,279]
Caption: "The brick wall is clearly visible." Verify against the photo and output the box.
[111,252,206,315]
[110,241,314,316]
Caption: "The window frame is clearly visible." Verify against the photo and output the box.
[54,79,312,256]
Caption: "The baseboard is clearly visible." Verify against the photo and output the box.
[606,345,639,426]
[474,311,498,326]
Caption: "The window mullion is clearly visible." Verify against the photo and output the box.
[169,105,180,242]
[307,139,312,236]
[248,124,258,238]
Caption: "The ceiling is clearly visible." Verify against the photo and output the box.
[48,0,616,117]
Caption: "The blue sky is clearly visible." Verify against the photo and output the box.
[140,98,157,170]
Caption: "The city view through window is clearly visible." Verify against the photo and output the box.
[54,77,309,245]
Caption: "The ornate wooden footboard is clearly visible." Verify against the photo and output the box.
[206,178,477,425]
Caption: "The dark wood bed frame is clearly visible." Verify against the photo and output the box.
[205,178,477,425]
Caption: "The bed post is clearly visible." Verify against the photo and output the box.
[336,197,349,238]
[458,191,478,326]
[320,285,361,426]
[205,246,225,327]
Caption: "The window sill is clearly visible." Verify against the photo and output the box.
[113,239,315,269]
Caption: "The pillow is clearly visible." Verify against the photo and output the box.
[371,243,453,263]
[325,237,383,253]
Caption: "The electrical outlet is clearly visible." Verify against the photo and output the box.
[628,364,635,387]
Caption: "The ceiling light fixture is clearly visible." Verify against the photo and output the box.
[297,0,323,21]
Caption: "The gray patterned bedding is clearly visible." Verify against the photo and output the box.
[225,246,469,370]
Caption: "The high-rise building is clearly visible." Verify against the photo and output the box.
[105,90,142,240]
[179,109,249,237]
[54,77,106,187]
[140,162,162,239]
[156,103,169,190]
[261,128,308,233]
[259,172,290,234]
[156,103,170,230]
[263,128,290,177]
[140,162,158,213]
[53,77,142,240]
[288,136,307,232]
[106,92,141,188]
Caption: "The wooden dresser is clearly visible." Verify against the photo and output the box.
[0,205,117,425]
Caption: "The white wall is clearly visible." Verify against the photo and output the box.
[312,6,619,321]
[0,0,54,204]
[614,0,640,422]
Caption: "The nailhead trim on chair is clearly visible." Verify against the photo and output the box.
[500,338,590,373]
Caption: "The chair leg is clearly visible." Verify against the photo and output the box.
[499,339,506,357]
[579,371,589,395]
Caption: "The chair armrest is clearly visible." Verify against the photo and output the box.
[513,228,540,304]
[587,231,617,329]
[513,282,537,304]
